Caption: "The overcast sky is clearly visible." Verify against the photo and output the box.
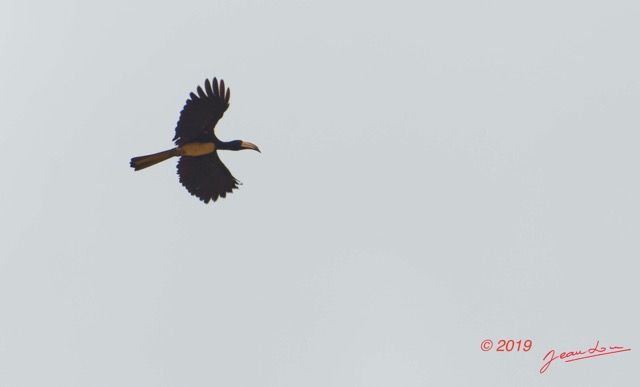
[1,1,638,386]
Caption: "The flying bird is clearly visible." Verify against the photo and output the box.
[130,78,260,203]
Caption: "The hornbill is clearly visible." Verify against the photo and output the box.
[130,78,260,203]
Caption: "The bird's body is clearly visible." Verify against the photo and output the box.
[178,142,216,156]
[130,78,260,203]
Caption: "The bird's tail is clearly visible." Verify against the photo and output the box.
[130,148,178,171]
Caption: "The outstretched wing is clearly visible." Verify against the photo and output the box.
[176,152,240,203]
[173,78,230,146]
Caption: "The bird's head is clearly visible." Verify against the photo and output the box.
[225,140,261,153]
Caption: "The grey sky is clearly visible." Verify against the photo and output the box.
[1,0,638,386]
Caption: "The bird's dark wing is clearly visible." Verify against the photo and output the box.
[177,152,240,203]
[173,78,231,146]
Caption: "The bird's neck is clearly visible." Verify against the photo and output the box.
[217,140,242,151]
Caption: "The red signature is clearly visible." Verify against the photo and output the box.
[540,340,631,374]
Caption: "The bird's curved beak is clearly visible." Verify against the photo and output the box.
[241,141,261,153]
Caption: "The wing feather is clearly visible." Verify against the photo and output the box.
[205,78,213,96]
[176,153,240,203]
[213,77,220,97]
[197,85,206,99]
[172,78,230,146]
